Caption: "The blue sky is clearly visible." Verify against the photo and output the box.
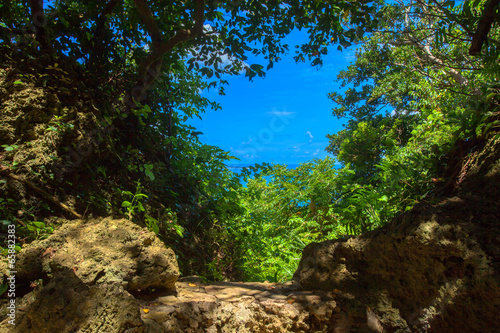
[187,31,356,168]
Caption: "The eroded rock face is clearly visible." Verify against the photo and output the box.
[293,138,500,333]
[0,217,180,333]
[14,217,179,291]
[2,269,144,333]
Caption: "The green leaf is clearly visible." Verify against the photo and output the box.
[378,195,388,202]
[32,222,46,228]
[2,145,18,152]
[0,284,8,296]
[311,58,322,67]
[121,201,132,207]
[46,125,59,132]
[145,170,155,181]
[174,225,184,237]
[144,164,155,181]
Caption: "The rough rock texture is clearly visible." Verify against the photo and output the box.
[293,136,500,333]
[3,277,378,333]
[138,279,355,333]
[0,61,100,174]
[0,217,179,332]
[1,269,144,333]
[1,137,498,332]
[13,217,179,291]
[0,51,120,218]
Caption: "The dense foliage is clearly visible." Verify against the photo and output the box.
[1,0,499,282]
[225,0,500,281]
[0,0,380,279]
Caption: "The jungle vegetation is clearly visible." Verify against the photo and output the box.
[0,0,499,282]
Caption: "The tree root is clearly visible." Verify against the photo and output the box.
[0,169,82,219]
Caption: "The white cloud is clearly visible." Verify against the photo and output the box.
[187,24,249,75]
[219,53,248,71]
[391,108,418,117]
[241,138,253,145]
[306,131,314,142]
[340,46,361,63]
[268,110,296,116]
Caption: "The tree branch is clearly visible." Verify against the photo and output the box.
[94,0,122,42]
[118,0,206,147]
[427,0,475,36]
[132,0,163,49]
[390,33,481,94]
[420,42,469,86]
[469,0,500,55]
[89,0,123,65]
[0,26,34,36]
[30,0,51,51]
[0,169,82,219]
[135,0,206,92]
[393,34,471,87]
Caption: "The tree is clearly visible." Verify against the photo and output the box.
[0,0,386,164]
[1,0,380,97]
[233,158,342,281]
[327,0,496,174]
[320,0,500,234]
[0,0,384,279]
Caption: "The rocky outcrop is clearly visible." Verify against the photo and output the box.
[12,217,179,291]
[2,276,373,333]
[0,217,179,332]
[293,136,500,332]
[1,138,498,332]
[4,269,144,333]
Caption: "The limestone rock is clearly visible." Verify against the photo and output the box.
[0,269,144,333]
[293,138,500,333]
[0,217,181,332]
[138,280,342,333]
[14,217,179,291]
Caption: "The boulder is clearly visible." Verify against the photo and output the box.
[1,269,144,333]
[0,217,179,332]
[14,217,179,291]
[293,137,500,332]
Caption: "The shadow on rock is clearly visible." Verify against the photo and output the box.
[293,137,500,332]
[2,268,144,333]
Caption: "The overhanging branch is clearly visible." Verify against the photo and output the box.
[118,0,206,145]
[469,0,500,55]
[94,0,123,42]
[89,0,123,66]
[0,169,82,219]
[30,0,51,51]
[135,0,206,92]
[132,0,163,49]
